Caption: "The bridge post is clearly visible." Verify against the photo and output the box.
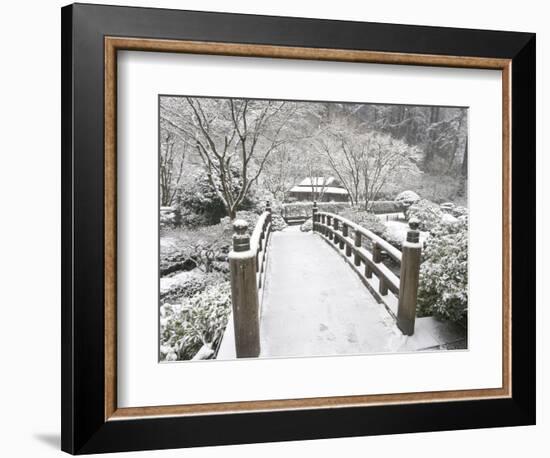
[354,231,361,266]
[257,223,263,274]
[397,219,422,336]
[372,242,383,263]
[327,216,333,240]
[339,223,346,250]
[228,220,261,357]
[379,278,388,296]
[343,224,352,256]
[312,201,318,232]
[333,218,339,245]
[365,263,373,279]
[266,200,272,223]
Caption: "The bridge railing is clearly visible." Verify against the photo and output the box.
[227,202,272,357]
[250,204,273,291]
[313,204,421,335]
[282,201,351,224]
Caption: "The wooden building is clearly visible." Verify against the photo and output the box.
[288,177,349,202]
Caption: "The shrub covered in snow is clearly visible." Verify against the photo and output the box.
[452,205,468,218]
[382,223,407,250]
[339,208,387,236]
[270,213,288,232]
[367,200,404,214]
[160,206,181,228]
[160,270,226,304]
[406,199,444,231]
[439,202,455,213]
[160,282,232,361]
[394,190,421,209]
[441,213,458,224]
[300,218,313,232]
[219,210,260,233]
[178,211,212,228]
[177,170,259,225]
[417,218,468,324]
[160,223,231,275]
[282,201,349,218]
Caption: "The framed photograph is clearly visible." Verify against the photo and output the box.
[61,3,536,454]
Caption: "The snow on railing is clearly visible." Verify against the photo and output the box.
[320,211,402,264]
[227,202,273,357]
[250,207,272,291]
[313,203,421,336]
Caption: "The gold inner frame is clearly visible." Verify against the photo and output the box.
[104,37,512,421]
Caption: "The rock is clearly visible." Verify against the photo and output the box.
[165,352,178,361]
[192,343,215,360]
[160,254,197,276]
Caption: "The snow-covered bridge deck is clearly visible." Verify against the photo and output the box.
[217,224,464,360]
[259,228,402,357]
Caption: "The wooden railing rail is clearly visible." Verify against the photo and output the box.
[316,211,402,263]
[282,202,351,224]
[250,204,272,291]
[313,203,421,335]
[228,202,272,357]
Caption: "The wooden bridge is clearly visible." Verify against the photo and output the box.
[218,202,460,359]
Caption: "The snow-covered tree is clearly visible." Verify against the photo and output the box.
[261,146,301,203]
[316,119,421,208]
[159,129,187,206]
[161,97,305,219]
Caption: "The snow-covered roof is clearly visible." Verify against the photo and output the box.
[297,177,336,187]
[289,186,349,195]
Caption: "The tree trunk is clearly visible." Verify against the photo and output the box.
[424,106,441,169]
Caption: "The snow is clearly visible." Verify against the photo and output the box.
[441,213,458,224]
[160,270,205,294]
[228,250,257,260]
[289,185,349,195]
[384,220,429,245]
[395,190,420,205]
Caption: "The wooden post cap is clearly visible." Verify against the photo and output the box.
[232,219,250,252]
[407,218,420,243]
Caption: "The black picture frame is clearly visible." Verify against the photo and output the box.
[61,3,535,454]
